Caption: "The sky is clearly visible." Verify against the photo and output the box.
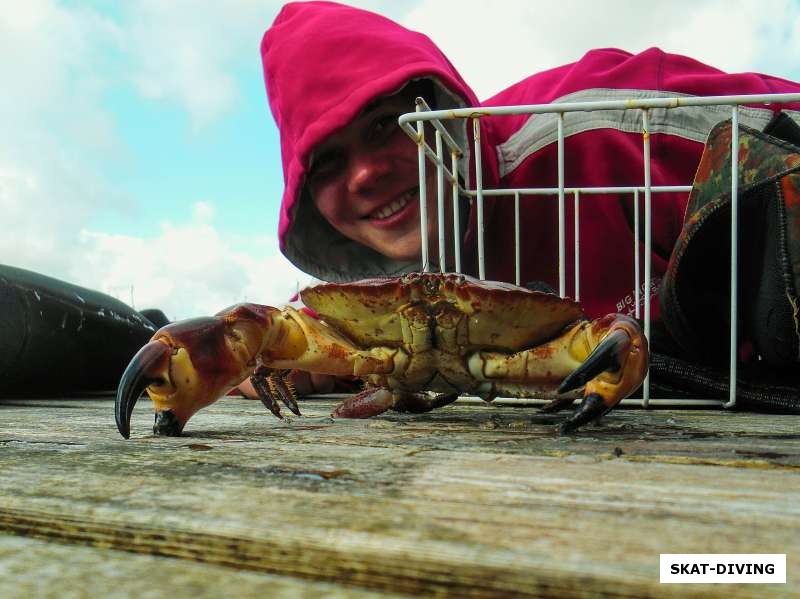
[3,0,800,320]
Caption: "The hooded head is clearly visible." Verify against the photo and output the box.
[261,1,478,280]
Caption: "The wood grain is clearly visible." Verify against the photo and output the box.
[1,396,798,597]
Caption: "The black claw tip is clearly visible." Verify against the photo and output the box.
[153,410,183,436]
[282,393,302,417]
[558,393,608,435]
[557,329,629,394]
[115,342,169,439]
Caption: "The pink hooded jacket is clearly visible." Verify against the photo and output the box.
[261,1,800,319]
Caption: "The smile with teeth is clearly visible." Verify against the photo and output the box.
[367,189,417,220]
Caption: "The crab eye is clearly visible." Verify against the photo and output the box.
[422,276,439,296]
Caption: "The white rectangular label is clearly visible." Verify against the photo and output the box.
[660,554,786,583]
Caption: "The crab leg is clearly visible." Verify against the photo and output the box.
[332,389,459,418]
[330,388,396,418]
[115,304,404,438]
[249,367,300,419]
[469,314,648,433]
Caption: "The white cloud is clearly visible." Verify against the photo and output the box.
[0,0,127,277]
[192,200,216,221]
[1,0,308,323]
[118,0,413,126]
[0,0,121,121]
[403,0,800,100]
[77,203,312,320]
[121,0,283,128]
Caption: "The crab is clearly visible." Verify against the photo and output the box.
[115,273,648,438]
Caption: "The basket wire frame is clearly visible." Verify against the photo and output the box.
[398,92,800,409]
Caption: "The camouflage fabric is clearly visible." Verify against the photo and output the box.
[686,121,800,213]
[782,173,800,292]
[659,118,800,370]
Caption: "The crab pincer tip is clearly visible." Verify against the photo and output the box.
[115,341,169,439]
[557,329,628,394]
[557,393,608,435]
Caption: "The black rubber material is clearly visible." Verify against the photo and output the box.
[0,264,159,395]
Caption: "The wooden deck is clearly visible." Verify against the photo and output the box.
[1,395,798,598]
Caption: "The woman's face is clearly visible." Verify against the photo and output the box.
[306,93,443,263]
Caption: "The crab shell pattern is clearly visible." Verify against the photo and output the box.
[116,273,648,438]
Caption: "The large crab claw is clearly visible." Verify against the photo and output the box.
[115,304,301,439]
[549,314,648,434]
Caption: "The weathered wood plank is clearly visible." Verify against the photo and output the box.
[1,397,798,597]
[0,535,410,598]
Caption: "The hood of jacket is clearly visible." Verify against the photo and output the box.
[261,1,480,280]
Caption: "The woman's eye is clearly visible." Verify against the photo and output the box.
[309,152,343,182]
[371,114,399,139]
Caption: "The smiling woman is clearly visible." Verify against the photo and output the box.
[262,3,475,283]
[307,83,446,264]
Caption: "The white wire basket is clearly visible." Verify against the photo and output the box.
[399,92,800,409]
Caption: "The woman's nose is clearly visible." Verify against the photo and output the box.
[346,151,392,194]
